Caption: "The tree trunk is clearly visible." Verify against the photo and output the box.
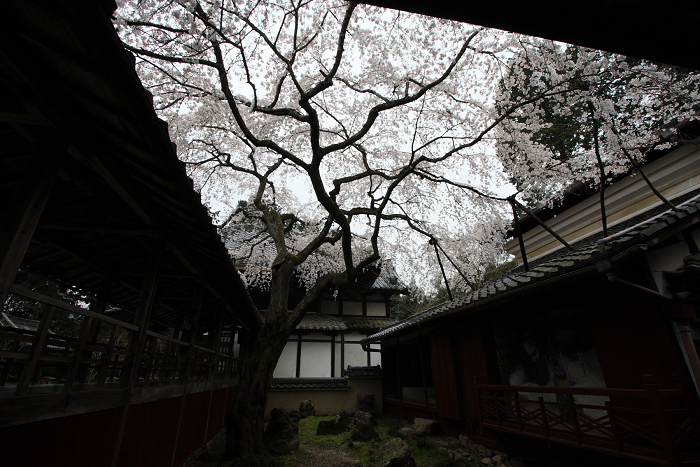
[225,261,296,458]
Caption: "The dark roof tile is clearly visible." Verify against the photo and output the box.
[364,194,700,344]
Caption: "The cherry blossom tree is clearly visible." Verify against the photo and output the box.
[112,0,680,457]
[495,40,700,224]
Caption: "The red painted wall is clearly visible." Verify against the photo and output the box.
[0,386,236,467]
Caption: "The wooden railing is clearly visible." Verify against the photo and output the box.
[0,285,242,397]
[474,376,700,465]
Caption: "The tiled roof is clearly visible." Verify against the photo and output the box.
[344,365,383,378]
[0,312,41,332]
[371,261,409,292]
[295,313,348,331]
[223,224,407,293]
[364,194,700,343]
[270,377,350,391]
[344,317,398,330]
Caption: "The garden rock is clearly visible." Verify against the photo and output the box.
[413,418,439,436]
[357,393,374,412]
[263,407,300,455]
[397,427,416,438]
[316,414,351,435]
[350,425,380,442]
[377,438,416,467]
[299,400,316,418]
[353,411,377,428]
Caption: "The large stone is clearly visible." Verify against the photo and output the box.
[263,408,300,455]
[316,414,351,435]
[350,425,380,441]
[357,393,374,412]
[397,427,416,438]
[299,400,316,419]
[353,411,377,428]
[377,438,416,467]
[412,418,439,436]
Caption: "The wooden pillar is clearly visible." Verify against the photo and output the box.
[112,247,163,467]
[340,332,345,375]
[65,278,112,392]
[119,247,163,389]
[183,284,203,384]
[295,333,302,378]
[170,283,203,467]
[330,334,336,377]
[0,137,67,307]
[14,304,56,396]
[676,320,700,393]
[209,307,224,383]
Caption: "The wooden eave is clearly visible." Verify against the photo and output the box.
[0,0,261,332]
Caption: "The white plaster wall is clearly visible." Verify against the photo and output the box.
[300,341,332,377]
[344,332,368,367]
[320,300,338,315]
[505,146,700,263]
[343,301,363,316]
[368,343,382,366]
[366,302,386,316]
[273,341,297,378]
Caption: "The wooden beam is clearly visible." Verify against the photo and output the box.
[0,136,67,307]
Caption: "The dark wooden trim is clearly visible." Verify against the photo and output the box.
[338,298,343,316]
[0,136,67,307]
[340,332,345,374]
[330,334,336,377]
[295,333,302,378]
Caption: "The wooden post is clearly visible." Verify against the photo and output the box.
[0,137,67,307]
[183,284,203,384]
[643,374,678,465]
[119,246,163,389]
[330,334,336,378]
[112,247,163,467]
[514,390,523,431]
[170,283,203,467]
[295,333,302,378]
[568,393,581,444]
[97,324,119,389]
[538,396,549,437]
[15,304,56,396]
[473,376,484,435]
[606,400,622,452]
[65,279,112,392]
[209,307,224,383]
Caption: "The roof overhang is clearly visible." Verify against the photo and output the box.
[359,1,700,71]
